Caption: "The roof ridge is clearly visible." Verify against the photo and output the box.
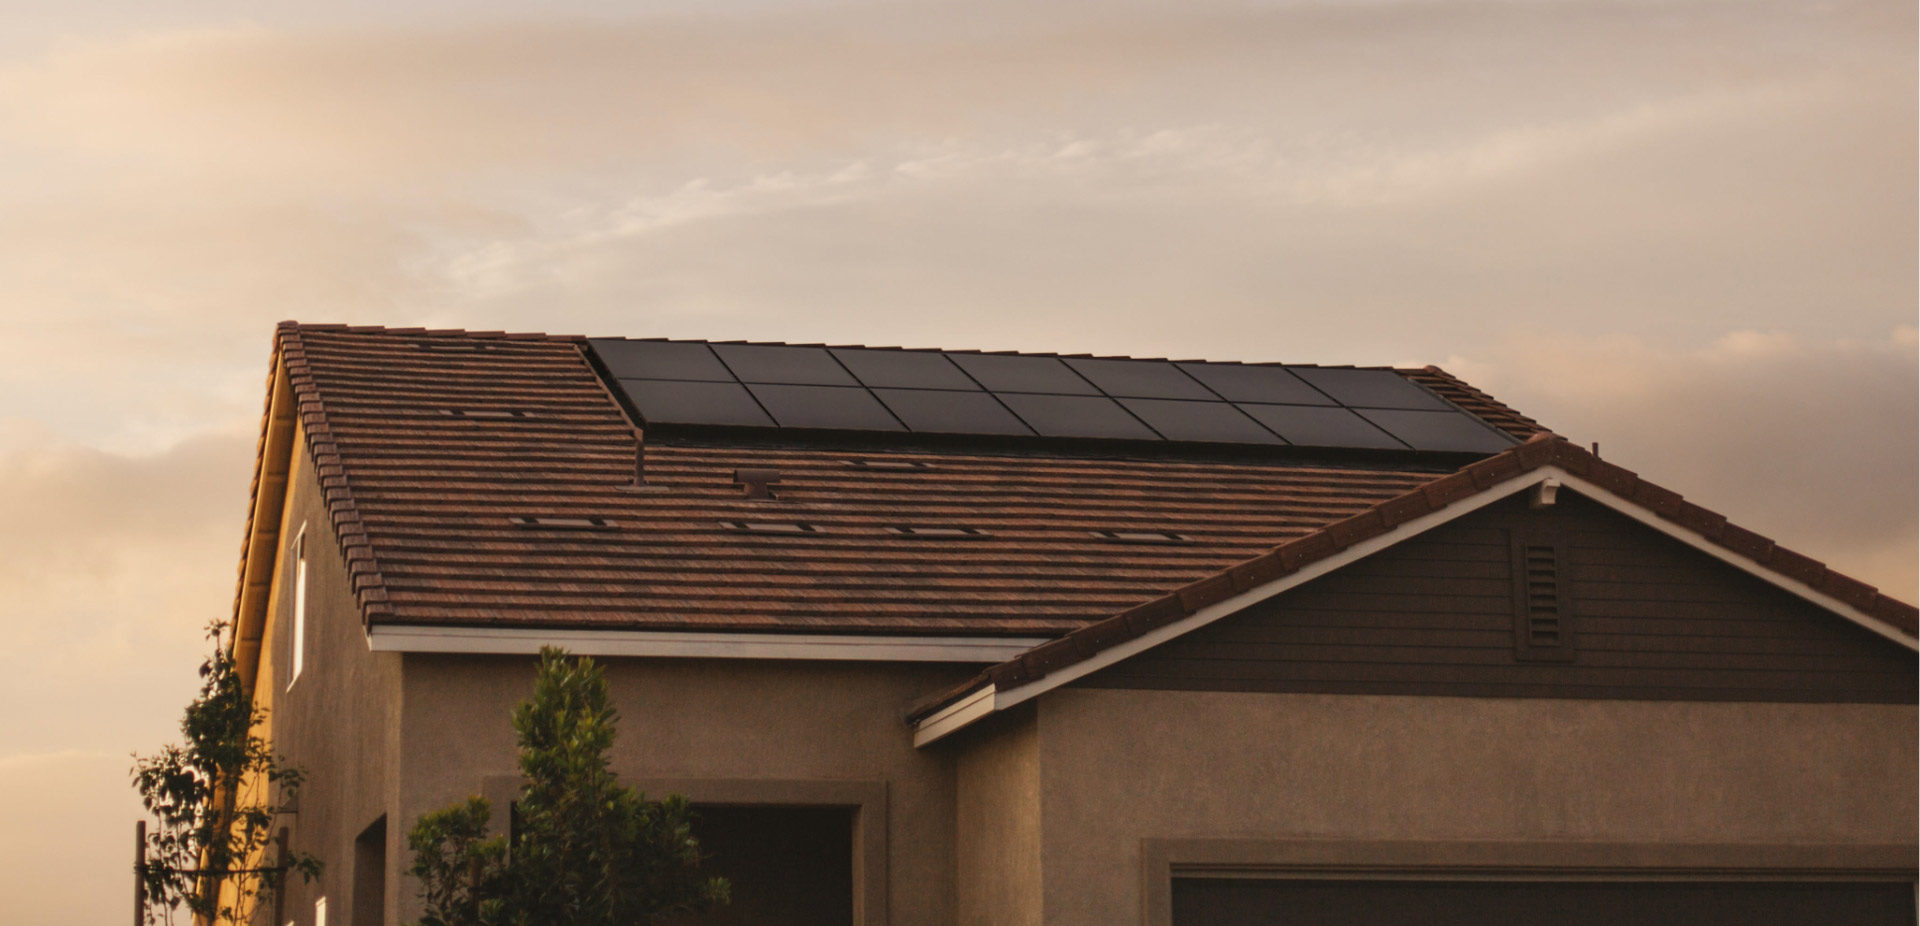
[906,433,1919,722]
[284,319,588,342]
[288,321,1454,372]
[277,322,400,626]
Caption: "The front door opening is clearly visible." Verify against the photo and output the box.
[667,804,856,926]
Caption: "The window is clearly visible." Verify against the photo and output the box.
[288,527,308,690]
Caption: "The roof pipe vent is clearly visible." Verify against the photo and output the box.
[734,468,782,500]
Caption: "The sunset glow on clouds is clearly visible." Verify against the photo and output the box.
[0,1,1912,921]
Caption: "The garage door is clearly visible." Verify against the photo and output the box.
[1171,878,1915,926]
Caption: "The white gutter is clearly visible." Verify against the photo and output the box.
[369,624,1050,663]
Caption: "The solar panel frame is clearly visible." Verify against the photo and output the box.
[1236,403,1407,449]
[1064,358,1216,400]
[1355,408,1517,453]
[1289,367,1453,410]
[616,379,775,427]
[591,340,736,382]
[1176,363,1335,406]
[746,383,906,431]
[872,388,1035,436]
[1116,398,1283,444]
[713,343,859,386]
[997,393,1160,440]
[831,348,982,391]
[948,354,1102,395]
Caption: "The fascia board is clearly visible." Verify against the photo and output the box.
[911,684,997,748]
[367,624,1051,663]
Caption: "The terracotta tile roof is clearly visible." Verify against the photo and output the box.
[907,433,1920,721]
[249,323,1912,678]
[251,324,1528,635]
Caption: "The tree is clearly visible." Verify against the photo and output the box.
[131,620,321,926]
[407,647,728,926]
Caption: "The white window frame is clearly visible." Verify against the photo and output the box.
[288,524,308,691]
[314,895,326,926]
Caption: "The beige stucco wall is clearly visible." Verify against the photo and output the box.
[263,428,406,926]
[395,653,977,926]
[1013,688,1918,925]
[954,708,1042,926]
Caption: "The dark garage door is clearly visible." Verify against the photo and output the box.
[1171,878,1916,926]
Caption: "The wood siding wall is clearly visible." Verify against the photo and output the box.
[1079,491,1917,702]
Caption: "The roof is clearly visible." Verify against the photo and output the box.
[231,323,1912,678]
[907,433,1920,742]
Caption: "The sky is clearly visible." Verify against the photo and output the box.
[0,0,1913,921]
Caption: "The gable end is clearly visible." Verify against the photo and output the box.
[1075,492,1918,704]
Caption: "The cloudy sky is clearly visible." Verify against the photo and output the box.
[0,0,1913,921]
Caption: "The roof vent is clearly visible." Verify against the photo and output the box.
[733,468,782,499]
[513,515,614,530]
[1092,530,1190,544]
[417,341,498,353]
[442,409,532,420]
[886,526,990,538]
[720,520,817,534]
[845,459,934,471]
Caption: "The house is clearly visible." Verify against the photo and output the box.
[226,322,1917,926]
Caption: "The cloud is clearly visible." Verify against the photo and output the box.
[0,428,255,756]
[1445,328,1919,598]
[0,750,142,926]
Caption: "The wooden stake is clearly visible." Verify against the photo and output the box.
[133,820,146,926]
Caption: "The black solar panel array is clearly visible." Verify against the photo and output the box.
[587,340,1516,453]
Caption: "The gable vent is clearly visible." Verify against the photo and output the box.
[1511,532,1574,662]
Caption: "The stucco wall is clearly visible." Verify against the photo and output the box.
[265,428,405,926]
[953,708,1042,926]
[394,653,977,926]
[1028,688,1918,925]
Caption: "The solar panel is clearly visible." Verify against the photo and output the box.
[831,349,980,391]
[1176,363,1333,405]
[592,340,735,382]
[1117,398,1282,444]
[1237,404,1405,449]
[1356,409,1516,453]
[1289,368,1451,410]
[618,379,774,427]
[948,354,1100,395]
[873,389,1034,436]
[585,340,1515,455]
[712,344,857,386]
[746,384,905,431]
[998,393,1159,440]
[1064,358,1214,400]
